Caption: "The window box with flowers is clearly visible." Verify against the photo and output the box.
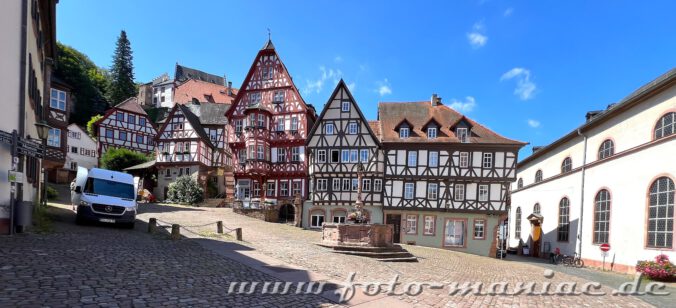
[636,254,675,282]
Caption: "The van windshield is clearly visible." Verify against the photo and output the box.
[84,178,135,199]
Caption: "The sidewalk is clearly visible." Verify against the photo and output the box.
[504,254,675,307]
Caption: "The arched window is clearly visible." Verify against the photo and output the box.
[534,203,541,215]
[654,112,675,140]
[517,178,523,189]
[647,177,674,248]
[515,207,522,239]
[598,139,614,160]
[535,170,543,183]
[561,157,572,174]
[593,190,611,244]
[557,197,570,242]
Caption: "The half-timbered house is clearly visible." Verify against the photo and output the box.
[44,76,72,183]
[155,102,232,200]
[95,97,157,157]
[305,80,384,228]
[378,95,526,256]
[225,39,316,223]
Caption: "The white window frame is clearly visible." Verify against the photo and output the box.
[427,127,437,139]
[341,150,350,163]
[406,215,417,234]
[331,150,340,163]
[310,212,325,228]
[290,117,298,131]
[459,152,469,168]
[404,182,414,200]
[478,184,489,202]
[362,179,371,191]
[407,151,417,167]
[332,178,341,191]
[257,114,265,128]
[342,178,351,191]
[423,216,435,235]
[266,182,276,197]
[374,179,382,192]
[341,100,350,112]
[474,220,485,239]
[47,128,61,147]
[317,150,326,163]
[444,219,465,247]
[317,179,328,191]
[454,184,465,201]
[277,148,286,163]
[349,149,358,163]
[276,118,285,131]
[257,145,264,160]
[360,149,369,163]
[456,127,468,143]
[325,123,335,135]
[50,88,66,111]
[291,147,300,162]
[399,127,409,139]
[351,178,358,191]
[235,119,243,133]
[348,122,358,134]
[429,151,439,167]
[280,181,289,196]
[428,183,438,200]
[482,153,493,168]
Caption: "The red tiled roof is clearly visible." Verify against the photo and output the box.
[115,97,147,115]
[173,79,238,105]
[377,101,526,145]
[368,120,381,139]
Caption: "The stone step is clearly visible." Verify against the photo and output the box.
[332,250,414,258]
[317,243,406,253]
[376,257,419,262]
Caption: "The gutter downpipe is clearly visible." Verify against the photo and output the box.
[577,128,588,258]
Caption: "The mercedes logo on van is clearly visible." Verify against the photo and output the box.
[105,206,113,213]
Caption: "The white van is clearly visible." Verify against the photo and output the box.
[71,167,139,228]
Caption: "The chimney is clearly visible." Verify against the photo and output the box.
[228,81,233,96]
[431,93,441,106]
[223,74,228,86]
[585,110,603,122]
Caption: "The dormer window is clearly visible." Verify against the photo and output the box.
[399,127,409,139]
[456,127,468,143]
[341,101,350,112]
[427,127,437,139]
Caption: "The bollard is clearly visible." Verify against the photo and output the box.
[171,224,181,240]
[217,221,223,234]
[235,228,243,241]
[148,218,157,233]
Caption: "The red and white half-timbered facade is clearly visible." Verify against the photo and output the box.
[95,97,157,157]
[226,40,316,211]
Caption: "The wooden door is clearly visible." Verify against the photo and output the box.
[386,214,402,243]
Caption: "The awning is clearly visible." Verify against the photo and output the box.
[123,160,156,171]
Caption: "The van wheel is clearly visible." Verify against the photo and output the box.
[75,213,85,225]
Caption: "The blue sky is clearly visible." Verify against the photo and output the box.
[57,0,676,159]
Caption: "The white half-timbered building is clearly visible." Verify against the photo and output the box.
[305,80,384,228]
[378,95,526,256]
[95,97,157,156]
[155,102,232,200]
[225,39,316,223]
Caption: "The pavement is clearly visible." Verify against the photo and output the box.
[0,199,671,307]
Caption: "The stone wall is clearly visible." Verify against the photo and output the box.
[233,207,279,222]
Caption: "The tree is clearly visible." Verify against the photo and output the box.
[86,115,103,138]
[54,43,110,125]
[108,30,137,105]
[167,176,204,205]
[99,148,150,172]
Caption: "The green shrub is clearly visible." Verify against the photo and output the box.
[167,176,204,205]
[100,147,150,171]
[46,186,59,201]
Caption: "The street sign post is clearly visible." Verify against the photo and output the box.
[600,243,611,271]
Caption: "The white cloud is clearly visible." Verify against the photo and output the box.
[347,82,356,92]
[467,22,487,48]
[303,66,342,94]
[449,96,477,113]
[504,8,514,17]
[500,67,537,100]
[527,119,540,128]
[375,79,392,96]
[334,56,343,63]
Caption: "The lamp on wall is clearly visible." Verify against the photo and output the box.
[35,121,51,140]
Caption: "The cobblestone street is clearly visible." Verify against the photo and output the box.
[0,202,671,307]
[136,203,669,307]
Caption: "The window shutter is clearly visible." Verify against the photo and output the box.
[299,146,305,161]
[284,118,291,131]
[271,148,278,163]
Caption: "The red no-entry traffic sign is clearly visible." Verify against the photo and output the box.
[600,243,610,252]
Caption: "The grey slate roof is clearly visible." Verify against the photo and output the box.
[177,104,214,148]
[174,64,224,85]
[186,102,231,125]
